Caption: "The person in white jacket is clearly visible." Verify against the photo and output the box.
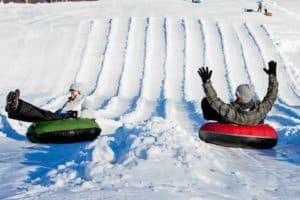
[55,82,87,118]
[5,82,94,122]
[263,0,272,15]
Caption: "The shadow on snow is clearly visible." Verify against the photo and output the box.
[0,114,26,141]
[22,141,92,186]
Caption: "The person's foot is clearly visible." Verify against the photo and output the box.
[5,91,14,112]
[5,89,20,112]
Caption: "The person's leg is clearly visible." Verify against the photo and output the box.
[201,98,227,123]
[259,3,262,12]
[258,6,262,12]
[7,99,62,122]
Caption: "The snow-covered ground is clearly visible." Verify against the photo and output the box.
[1,0,300,199]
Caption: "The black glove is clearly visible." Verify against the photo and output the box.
[197,67,212,83]
[67,111,78,118]
[263,60,277,76]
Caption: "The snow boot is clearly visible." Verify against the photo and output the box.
[5,89,20,112]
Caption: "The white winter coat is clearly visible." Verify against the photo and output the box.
[58,94,95,118]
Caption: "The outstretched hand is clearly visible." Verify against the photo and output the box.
[197,67,212,83]
[263,60,277,76]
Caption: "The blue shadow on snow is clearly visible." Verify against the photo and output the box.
[22,141,92,186]
[0,114,26,141]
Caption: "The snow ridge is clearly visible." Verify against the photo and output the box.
[244,23,267,68]
[88,19,112,96]
[233,25,253,86]
[216,22,234,101]
[114,18,132,100]
[260,24,300,100]
[127,17,150,116]
[199,20,206,66]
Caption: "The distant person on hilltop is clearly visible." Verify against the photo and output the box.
[264,0,268,15]
[5,82,94,122]
[197,60,278,125]
[257,0,263,13]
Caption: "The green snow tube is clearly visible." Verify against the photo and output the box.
[26,118,101,143]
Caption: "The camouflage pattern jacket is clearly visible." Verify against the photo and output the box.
[203,75,278,125]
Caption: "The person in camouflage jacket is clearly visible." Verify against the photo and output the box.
[197,60,278,125]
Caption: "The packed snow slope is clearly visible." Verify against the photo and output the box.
[1,0,300,199]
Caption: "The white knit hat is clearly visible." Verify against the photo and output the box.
[235,84,255,103]
[69,82,86,95]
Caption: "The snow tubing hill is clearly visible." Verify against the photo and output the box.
[26,118,101,143]
[199,122,278,149]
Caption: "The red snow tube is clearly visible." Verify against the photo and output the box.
[199,122,278,149]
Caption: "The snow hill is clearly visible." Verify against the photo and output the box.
[0,0,300,199]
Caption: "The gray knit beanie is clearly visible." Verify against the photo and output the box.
[235,84,255,103]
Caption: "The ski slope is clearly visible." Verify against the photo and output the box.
[0,0,300,199]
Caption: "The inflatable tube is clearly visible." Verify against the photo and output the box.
[199,122,278,149]
[27,118,101,143]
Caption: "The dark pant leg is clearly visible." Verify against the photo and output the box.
[8,99,62,122]
[201,98,227,123]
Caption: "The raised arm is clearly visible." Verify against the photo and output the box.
[198,67,238,122]
[258,60,278,113]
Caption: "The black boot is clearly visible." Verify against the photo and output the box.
[5,89,20,112]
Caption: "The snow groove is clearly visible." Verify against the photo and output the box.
[183,18,206,124]
[199,20,206,67]
[164,18,185,102]
[181,19,187,101]
[122,18,166,126]
[155,17,168,118]
[243,23,267,67]
[164,18,193,131]
[100,18,132,109]
[201,20,229,101]
[114,18,132,100]
[70,20,94,88]
[88,19,112,96]
[75,20,109,95]
[96,18,149,120]
[73,20,95,83]
[233,25,254,86]
[124,17,150,116]
[236,22,267,99]
[91,18,131,110]
[216,22,234,101]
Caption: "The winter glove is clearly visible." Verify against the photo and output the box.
[263,60,277,76]
[67,111,78,118]
[197,66,212,83]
